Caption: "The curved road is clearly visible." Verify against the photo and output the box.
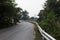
[0,21,34,40]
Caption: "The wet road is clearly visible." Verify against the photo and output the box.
[0,21,34,40]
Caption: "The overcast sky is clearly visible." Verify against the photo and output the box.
[15,0,46,17]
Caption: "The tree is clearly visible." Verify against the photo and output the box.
[13,7,22,24]
[38,0,60,39]
[30,17,38,21]
[21,10,29,20]
[0,0,22,28]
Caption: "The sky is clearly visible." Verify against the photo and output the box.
[15,0,46,17]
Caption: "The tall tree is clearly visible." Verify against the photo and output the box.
[0,0,22,28]
[38,0,60,39]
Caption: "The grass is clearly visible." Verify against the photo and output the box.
[34,26,42,40]
[31,22,42,40]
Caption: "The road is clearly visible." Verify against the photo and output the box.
[0,21,34,40]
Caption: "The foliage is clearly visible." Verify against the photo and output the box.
[0,0,22,28]
[30,17,38,21]
[34,24,41,40]
[38,0,60,39]
[21,10,29,20]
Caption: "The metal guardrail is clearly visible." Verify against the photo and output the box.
[34,22,56,40]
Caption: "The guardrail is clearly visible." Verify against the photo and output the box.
[34,22,56,40]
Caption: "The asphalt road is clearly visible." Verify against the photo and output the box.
[0,21,34,40]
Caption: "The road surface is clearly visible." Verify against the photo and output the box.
[0,21,34,40]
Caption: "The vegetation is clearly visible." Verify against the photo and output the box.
[34,23,41,40]
[38,0,60,40]
[20,10,29,20]
[0,0,22,29]
[30,22,41,40]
